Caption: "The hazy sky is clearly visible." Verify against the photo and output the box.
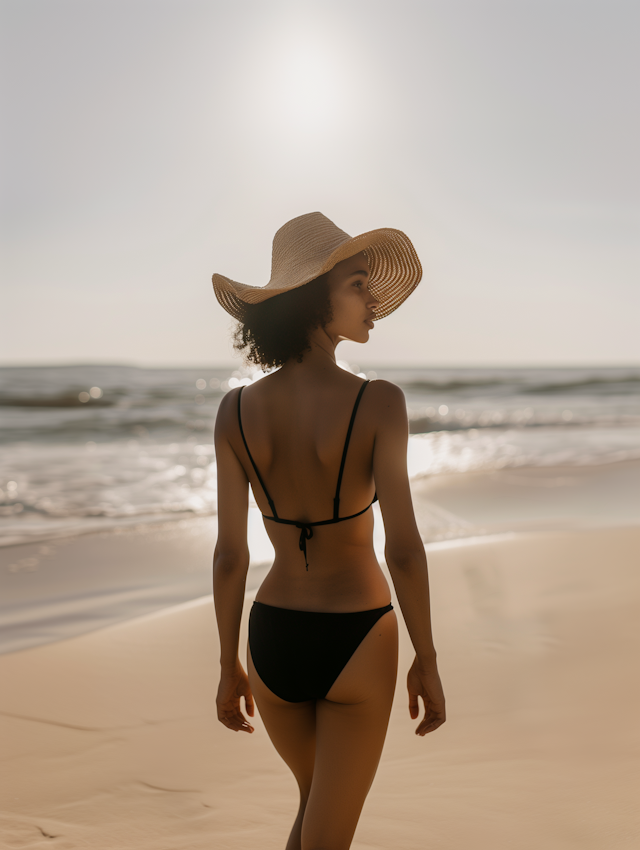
[2,0,638,367]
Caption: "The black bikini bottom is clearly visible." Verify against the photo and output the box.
[248,600,394,703]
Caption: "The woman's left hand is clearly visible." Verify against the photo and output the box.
[216,662,255,733]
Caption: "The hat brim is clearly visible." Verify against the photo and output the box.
[212,227,422,321]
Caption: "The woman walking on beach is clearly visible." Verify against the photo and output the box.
[212,212,445,849]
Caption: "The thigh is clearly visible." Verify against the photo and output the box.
[302,610,398,849]
[247,643,316,796]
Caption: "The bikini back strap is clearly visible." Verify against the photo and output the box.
[237,386,279,518]
[333,380,370,520]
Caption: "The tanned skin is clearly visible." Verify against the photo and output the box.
[213,252,445,849]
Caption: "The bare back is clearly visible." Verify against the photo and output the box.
[215,367,396,612]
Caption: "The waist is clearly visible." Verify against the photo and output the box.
[255,549,391,612]
[251,600,393,618]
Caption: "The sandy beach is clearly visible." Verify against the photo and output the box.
[1,466,639,849]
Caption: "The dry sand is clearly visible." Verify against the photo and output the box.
[1,522,639,848]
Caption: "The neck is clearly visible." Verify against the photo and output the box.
[279,329,341,376]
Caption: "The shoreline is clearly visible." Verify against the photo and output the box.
[3,451,640,551]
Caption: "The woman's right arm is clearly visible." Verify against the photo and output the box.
[212,391,254,733]
[372,381,446,736]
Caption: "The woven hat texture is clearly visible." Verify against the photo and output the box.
[212,212,422,321]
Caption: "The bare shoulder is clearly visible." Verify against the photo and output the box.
[366,379,406,405]
[365,379,407,426]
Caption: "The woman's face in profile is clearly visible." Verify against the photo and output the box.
[323,252,379,345]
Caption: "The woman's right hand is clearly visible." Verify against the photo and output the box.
[407,656,446,736]
[216,662,255,733]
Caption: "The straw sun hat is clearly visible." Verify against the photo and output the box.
[212,212,422,322]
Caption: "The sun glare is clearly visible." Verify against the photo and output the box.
[267,38,346,134]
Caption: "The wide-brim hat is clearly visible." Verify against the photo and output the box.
[212,212,422,321]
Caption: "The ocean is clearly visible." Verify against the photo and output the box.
[2,362,639,548]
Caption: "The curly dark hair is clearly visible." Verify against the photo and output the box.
[232,274,333,369]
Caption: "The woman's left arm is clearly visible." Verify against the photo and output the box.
[213,390,254,733]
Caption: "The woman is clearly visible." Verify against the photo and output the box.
[211,212,445,850]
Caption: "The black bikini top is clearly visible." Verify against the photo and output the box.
[237,380,378,570]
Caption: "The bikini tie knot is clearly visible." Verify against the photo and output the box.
[295,523,314,571]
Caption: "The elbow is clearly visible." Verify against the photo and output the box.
[385,546,426,575]
[213,545,250,578]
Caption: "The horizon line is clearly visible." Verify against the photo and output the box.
[1,360,639,371]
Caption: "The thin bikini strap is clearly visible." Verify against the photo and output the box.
[237,386,279,519]
[333,380,370,520]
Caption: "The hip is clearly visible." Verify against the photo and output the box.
[248,599,396,703]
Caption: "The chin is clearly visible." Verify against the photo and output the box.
[338,331,369,345]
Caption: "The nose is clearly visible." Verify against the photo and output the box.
[366,287,381,310]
